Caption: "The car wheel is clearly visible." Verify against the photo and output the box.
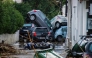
[30,14,36,21]
[57,36,65,42]
[55,22,60,29]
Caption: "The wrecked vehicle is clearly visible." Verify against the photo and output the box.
[66,35,92,58]
[34,49,63,58]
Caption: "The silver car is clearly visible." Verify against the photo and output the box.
[26,10,52,31]
[51,15,67,29]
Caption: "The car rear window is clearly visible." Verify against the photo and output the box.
[35,28,48,33]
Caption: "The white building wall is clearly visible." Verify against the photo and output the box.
[76,1,87,41]
[77,1,83,42]
[13,0,22,3]
[68,0,87,47]
[82,1,87,35]
[0,30,19,44]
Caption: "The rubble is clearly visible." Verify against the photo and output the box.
[0,43,17,56]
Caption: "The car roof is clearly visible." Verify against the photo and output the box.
[28,10,41,14]
[51,15,67,22]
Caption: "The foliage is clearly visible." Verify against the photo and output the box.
[15,0,66,20]
[23,0,60,19]
[0,0,24,34]
[15,2,31,20]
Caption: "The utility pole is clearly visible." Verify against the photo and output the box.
[56,0,62,15]
[60,0,62,15]
[65,0,67,17]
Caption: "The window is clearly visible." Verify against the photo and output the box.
[88,18,92,29]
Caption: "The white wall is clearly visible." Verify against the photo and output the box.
[13,0,22,3]
[67,0,87,47]
[82,1,87,35]
[0,30,19,44]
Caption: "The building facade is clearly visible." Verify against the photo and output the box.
[67,0,92,47]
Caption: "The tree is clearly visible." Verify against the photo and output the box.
[0,0,24,34]
[15,0,66,20]
[23,0,66,19]
[15,2,31,20]
[22,0,60,19]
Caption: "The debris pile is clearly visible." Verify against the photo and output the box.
[0,43,17,55]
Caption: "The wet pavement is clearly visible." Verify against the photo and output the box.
[54,43,68,58]
[0,42,68,58]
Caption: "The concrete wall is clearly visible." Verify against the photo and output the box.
[0,30,19,44]
[13,0,22,3]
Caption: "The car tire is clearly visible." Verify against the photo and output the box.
[55,22,61,29]
[57,36,65,42]
[30,14,36,21]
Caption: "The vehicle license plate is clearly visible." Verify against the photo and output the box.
[23,30,28,31]
[40,37,45,39]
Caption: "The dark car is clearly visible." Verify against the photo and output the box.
[31,27,51,42]
[66,35,92,58]
[19,23,36,42]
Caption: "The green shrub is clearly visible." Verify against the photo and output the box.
[0,0,24,34]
